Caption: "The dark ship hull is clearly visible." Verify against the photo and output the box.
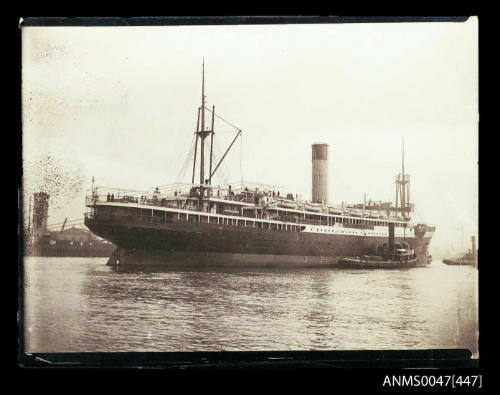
[338,257,418,269]
[26,239,115,258]
[84,213,432,267]
[442,259,477,267]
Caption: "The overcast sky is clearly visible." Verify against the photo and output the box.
[22,18,478,257]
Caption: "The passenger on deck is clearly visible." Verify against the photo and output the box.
[153,187,160,201]
[111,193,114,202]
[107,193,110,202]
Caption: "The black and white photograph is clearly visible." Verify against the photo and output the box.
[20,17,478,367]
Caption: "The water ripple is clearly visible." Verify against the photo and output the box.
[23,258,478,354]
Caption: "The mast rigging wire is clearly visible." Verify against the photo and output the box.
[240,132,243,183]
[167,106,244,187]
[212,139,229,184]
[204,106,241,132]
[175,134,196,184]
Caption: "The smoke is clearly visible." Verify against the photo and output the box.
[22,154,85,227]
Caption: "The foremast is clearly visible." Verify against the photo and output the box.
[190,60,242,194]
[395,138,413,220]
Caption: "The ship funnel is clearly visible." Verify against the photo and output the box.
[312,143,329,204]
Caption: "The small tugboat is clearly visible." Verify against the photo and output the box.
[339,241,418,269]
[443,236,477,267]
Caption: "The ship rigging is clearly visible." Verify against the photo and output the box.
[188,59,243,198]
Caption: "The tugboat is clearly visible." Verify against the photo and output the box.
[443,236,478,267]
[339,241,418,269]
[338,219,419,269]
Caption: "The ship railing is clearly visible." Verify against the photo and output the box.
[86,188,183,207]
[88,186,152,196]
[149,183,243,200]
[86,211,179,225]
[224,180,298,196]
[301,218,322,225]
[89,183,233,201]
[86,184,290,206]
[86,187,151,203]
[155,183,206,198]
[84,210,307,232]
[208,181,308,204]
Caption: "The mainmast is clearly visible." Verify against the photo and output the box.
[190,60,241,189]
[402,138,405,178]
[395,137,410,219]
[200,59,206,185]
[193,59,215,186]
[401,138,405,218]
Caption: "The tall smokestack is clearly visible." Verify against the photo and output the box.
[33,192,49,243]
[312,143,329,204]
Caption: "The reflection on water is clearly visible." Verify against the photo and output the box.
[23,257,478,355]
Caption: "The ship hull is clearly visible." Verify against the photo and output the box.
[85,216,432,268]
[338,257,418,269]
[25,238,115,258]
[108,248,340,267]
[442,259,477,267]
[28,243,115,258]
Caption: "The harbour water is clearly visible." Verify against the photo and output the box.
[22,257,478,356]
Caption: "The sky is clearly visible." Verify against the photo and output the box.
[21,19,478,258]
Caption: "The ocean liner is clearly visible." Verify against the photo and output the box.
[84,62,435,267]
